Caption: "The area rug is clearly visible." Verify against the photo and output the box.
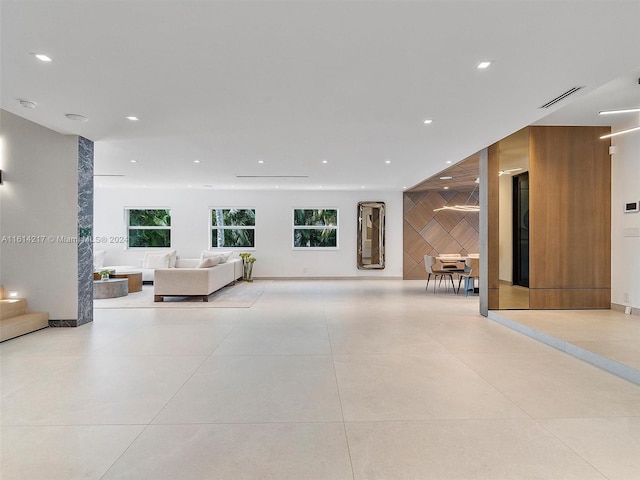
[93,281,266,309]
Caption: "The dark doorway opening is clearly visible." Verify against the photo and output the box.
[513,172,529,287]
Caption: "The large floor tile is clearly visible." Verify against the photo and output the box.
[458,351,640,418]
[1,355,206,425]
[333,353,527,421]
[327,320,449,354]
[0,355,81,398]
[346,420,606,480]
[213,320,331,355]
[1,425,144,480]
[539,417,640,480]
[154,355,343,423]
[92,322,237,356]
[102,423,353,480]
[0,324,130,357]
[423,320,555,354]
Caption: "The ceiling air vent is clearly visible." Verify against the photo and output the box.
[539,86,585,109]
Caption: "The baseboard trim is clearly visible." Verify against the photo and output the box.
[255,276,403,281]
[611,303,640,317]
[49,318,94,327]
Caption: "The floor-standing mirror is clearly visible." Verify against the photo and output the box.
[357,202,385,269]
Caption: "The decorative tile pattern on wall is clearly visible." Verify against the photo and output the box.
[403,191,479,279]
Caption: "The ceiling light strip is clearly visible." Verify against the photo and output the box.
[599,108,640,115]
[600,126,640,139]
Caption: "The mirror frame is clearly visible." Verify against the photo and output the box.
[357,201,385,270]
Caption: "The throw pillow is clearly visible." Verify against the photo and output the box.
[143,252,170,269]
[200,250,232,264]
[93,249,106,269]
[167,249,177,267]
[197,257,220,268]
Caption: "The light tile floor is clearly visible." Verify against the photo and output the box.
[2,280,640,479]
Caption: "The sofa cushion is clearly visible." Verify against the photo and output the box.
[93,250,106,269]
[197,257,220,268]
[143,252,170,269]
[200,250,232,264]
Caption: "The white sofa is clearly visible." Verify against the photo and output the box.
[153,258,243,302]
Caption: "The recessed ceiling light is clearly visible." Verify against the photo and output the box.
[125,116,139,121]
[18,99,36,109]
[258,160,265,164]
[65,113,88,122]
[322,160,328,164]
[385,160,392,164]
[33,53,52,62]
[599,108,640,115]
[446,161,452,164]
[423,119,433,124]
[193,160,201,163]
[477,61,492,69]
[130,160,137,163]
[440,176,452,180]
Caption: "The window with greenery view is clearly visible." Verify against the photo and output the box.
[293,208,338,248]
[127,209,171,248]
[211,208,256,248]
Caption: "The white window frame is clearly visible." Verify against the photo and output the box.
[125,208,172,249]
[209,207,256,250]
[292,208,339,250]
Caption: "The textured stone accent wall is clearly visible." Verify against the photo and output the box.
[50,136,94,327]
[403,190,479,279]
[77,136,94,326]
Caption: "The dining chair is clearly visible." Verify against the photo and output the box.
[438,253,462,270]
[457,257,480,296]
[424,255,456,293]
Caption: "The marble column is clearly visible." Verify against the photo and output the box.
[76,136,94,326]
[49,136,94,327]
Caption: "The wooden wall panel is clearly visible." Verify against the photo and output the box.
[403,190,479,279]
[530,289,611,309]
[529,126,611,308]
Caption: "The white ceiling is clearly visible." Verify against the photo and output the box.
[2,1,639,191]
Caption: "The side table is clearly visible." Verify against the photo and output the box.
[93,278,128,299]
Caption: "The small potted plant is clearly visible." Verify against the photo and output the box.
[99,269,111,281]
[239,253,256,282]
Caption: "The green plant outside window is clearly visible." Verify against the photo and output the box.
[127,209,171,248]
[211,209,256,248]
[293,209,338,248]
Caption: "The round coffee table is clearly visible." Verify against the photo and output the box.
[110,271,143,293]
[93,278,128,299]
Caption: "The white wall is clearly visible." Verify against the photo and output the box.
[611,115,640,311]
[94,188,403,278]
[0,110,79,318]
